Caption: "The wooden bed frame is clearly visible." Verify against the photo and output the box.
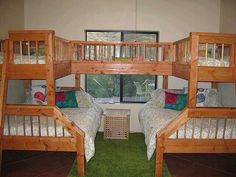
[0,31,235,177]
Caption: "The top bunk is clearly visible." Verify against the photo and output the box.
[71,41,173,75]
[6,30,71,79]
[71,32,236,82]
[4,30,236,82]
[173,32,236,82]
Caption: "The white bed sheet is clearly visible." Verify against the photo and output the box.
[198,57,229,67]
[14,54,45,64]
[139,102,236,160]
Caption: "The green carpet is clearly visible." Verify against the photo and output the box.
[68,133,171,177]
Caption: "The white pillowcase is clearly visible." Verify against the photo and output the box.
[149,88,221,108]
[205,89,222,107]
[75,90,94,108]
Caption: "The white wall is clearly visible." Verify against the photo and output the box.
[0,0,25,103]
[218,0,236,107]
[0,0,24,38]
[23,0,221,132]
[24,0,221,41]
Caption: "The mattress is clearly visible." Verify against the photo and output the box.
[198,57,230,67]
[13,54,45,64]
[3,103,103,162]
[139,103,236,160]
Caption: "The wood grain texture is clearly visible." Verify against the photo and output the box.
[3,30,236,177]
[45,32,55,105]
[172,63,190,80]
[188,34,199,107]
[2,136,76,151]
[7,64,46,79]
[198,67,234,82]
[72,61,172,75]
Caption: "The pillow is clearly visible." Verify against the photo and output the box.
[196,88,206,107]
[75,90,94,108]
[31,85,47,104]
[150,89,165,107]
[164,92,187,110]
[150,89,183,108]
[56,90,78,108]
[205,89,221,107]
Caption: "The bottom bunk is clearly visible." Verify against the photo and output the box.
[2,90,103,176]
[139,89,236,177]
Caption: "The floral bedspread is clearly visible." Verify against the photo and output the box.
[61,103,103,162]
[139,102,180,160]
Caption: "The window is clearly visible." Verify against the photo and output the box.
[85,30,158,103]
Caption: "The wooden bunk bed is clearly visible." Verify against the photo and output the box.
[154,33,236,177]
[0,31,85,176]
[0,31,235,177]
[71,32,236,177]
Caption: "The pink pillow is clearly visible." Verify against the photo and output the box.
[55,92,66,102]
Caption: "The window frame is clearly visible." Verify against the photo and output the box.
[85,30,159,103]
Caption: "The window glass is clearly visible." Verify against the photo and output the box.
[86,31,158,103]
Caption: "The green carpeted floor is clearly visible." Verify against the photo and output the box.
[69,133,171,177]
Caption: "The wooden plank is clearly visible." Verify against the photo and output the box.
[198,67,234,82]
[75,73,81,88]
[7,64,46,79]
[188,34,199,107]
[164,139,236,153]
[188,108,236,118]
[162,75,168,89]
[2,136,76,151]
[172,63,190,80]
[5,105,54,116]
[199,36,236,44]
[54,61,71,79]
[45,32,55,105]
[76,133,85,177]
[9,30,54,41]
[155,135,164,177]
[71,61,172,75]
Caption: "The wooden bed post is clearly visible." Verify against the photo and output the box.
[45,31,56,106]
[162,75,168,89]
[75,73,81,88]
[0,40,9,173]
[155,134,165,177]
[76,133,85,176]
[188,33,199,107]
[234,43,236,93]
[212,82,218,90]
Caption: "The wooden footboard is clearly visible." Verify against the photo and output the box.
[155,108,236,177]
[2,105,85,176]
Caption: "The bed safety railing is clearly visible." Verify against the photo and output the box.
[156,108,236,177]
[54,36,70,61]
[71,41,174,62]
[174,33,236,67]
[174,37,190,64]
[2,105,85,175]
[12,39,46,64]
